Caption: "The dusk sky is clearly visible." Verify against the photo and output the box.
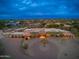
[0,0,79,19]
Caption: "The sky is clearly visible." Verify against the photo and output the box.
[0,0,79,19]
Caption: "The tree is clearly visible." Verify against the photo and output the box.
[46,24,59,28]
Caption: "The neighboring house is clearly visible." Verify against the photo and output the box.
[63,24,72,30]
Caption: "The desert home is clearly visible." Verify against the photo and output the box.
[3,28,75,40]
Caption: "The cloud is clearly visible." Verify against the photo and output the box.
[30,3,38,7]
[0,0,79,18]
[30,2,52,7]
[22,0,31,4]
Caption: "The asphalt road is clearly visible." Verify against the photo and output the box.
[0,38,59,59]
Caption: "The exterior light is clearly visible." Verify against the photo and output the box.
[40,35,46,39]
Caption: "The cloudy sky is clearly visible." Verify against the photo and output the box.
[0,0,79,19]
